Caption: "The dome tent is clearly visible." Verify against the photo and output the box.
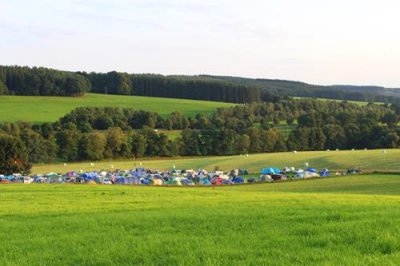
[319,168,330,177]
[306,168,317,173]
[231,177,245,184]
[261,168,280,175]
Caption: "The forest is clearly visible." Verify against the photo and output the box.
[0,66,90,96]
[1,99,399,174]
[1,65,400,103]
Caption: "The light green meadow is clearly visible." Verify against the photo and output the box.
[0,93,234,123]
[1,173,400,265]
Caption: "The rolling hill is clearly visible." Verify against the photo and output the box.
[197,75,400,102]
[32,149,400,174]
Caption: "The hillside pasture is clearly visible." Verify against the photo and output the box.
[0,93,234,123]
[32,149,400,174]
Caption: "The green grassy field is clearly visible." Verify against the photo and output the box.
[0,93,234,123]
[1,173,400,265]
[293,97,384,106]
[32,149,400,174]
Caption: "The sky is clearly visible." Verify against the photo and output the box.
[0,0,399,87]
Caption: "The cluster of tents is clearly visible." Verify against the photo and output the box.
[0,167,361,186]
[259,167,333,181]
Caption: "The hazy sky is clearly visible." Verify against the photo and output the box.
[1,0,399,87]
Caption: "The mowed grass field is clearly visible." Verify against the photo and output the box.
[1,173,400,265]
[32,149,400,174]
[0,93,234,123]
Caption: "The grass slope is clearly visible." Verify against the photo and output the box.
[1,173,400,265]
[0,93,234,123]
[32,149,400,174]
[225,174,400,195]
[293,97,383,106]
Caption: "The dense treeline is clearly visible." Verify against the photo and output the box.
[1,99,399,175]
[0,66,90,96]
[3,65,399,104]
[59,107,165,131]
[201,75,400,103]
[87,73,261,103]
[130,75,261,103]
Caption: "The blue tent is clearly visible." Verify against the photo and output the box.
[222,179,233,185]
[319,169,330,177]
[306,168,317,173]
[6,175,15,181]
[140,178,150,185]
[261,168,280,175]
[200,178,211,186]
[127,176,139,184]
[81,173,97,180]
[231,177,245,184]
[115,177,128,184]
[181,178,194,186]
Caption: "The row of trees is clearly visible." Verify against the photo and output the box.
[59,107,164,131]
[0,66,90,96]
[201,75,400,103]
[0,99,399,174]
[87,73,261,103]
[0,65,261,103]
[2,65,400,104]
[59,99,397,133]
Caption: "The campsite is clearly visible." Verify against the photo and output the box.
[2,0,400,264]
[0,162,349,186]
[1,148,400,264]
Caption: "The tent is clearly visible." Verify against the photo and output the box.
[239,169,249,175]
[127,176,140,184]
[271,174,286,181]
[319,168,330,177]
[66,171,77,177]
[247,177,257,183]
[304,171,319,178]
[306,168,317,173]
[231,177,245,184]
[347,169,361,175]
[295,170,305,179]
[35,176,47,183]
[229,169,239,177]
[211,177,224,186]
[220,174,230,180]
[140,178,151,185]
[261,168,280,175]
[115,177,128,184]
[151,178,164,186]
[174,178,182,186]
[222,179,234,185]
[199,178,211,186]
[259,175,272,182]
[81,173,97,180]
[165,177,182,186]
[181,178,195,186]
